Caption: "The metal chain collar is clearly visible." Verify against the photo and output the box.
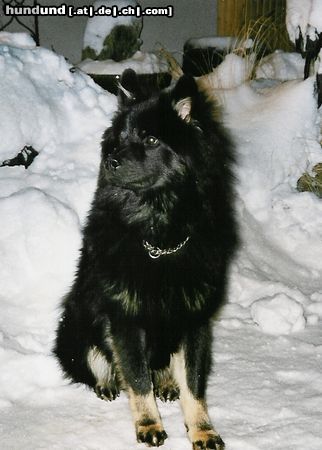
[142,236,190,259]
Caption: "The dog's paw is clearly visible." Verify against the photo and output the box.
[94,383,120,401]
[154,384,180,402]
[153,369,180,402]
[136,421,167,447]
[191,430,225,450]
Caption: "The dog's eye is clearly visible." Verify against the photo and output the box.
[145,136,159,147]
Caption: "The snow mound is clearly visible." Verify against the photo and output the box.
[219,77,322,291]
[0,187,80,304]
[0,31,36,48]
[0,41,116,162]
[251,293,306,334]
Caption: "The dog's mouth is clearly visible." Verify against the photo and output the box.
[108,174,160,192]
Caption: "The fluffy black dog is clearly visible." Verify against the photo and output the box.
[54,69,237,450]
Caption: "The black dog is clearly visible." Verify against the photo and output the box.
[54,69,237,449]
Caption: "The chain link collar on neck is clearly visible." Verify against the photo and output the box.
[143,236,190,259]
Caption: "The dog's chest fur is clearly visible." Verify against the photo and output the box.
[84,183,217,320]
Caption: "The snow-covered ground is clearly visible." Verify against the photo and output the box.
[0,34,321,449]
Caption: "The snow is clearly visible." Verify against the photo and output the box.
[0,31,36,48]
[79,50,168,75]
[286,0,312,44]
[309,0,322,34]
[286,0,322,45]
[251,294,306,335]
[255,50,305,80]
[219,76,322,296]
[197,53,256,89]
[185,36,253,51]
[1,32,322,449]
[83,0,141,55]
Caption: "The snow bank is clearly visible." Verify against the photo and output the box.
[204,49,322,333]
[223,79,322,331]
[0,33,117,357]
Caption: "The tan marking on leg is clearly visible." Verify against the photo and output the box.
[171,349,224,449]
[110,337,167,445]
[128,388,161,424]
[128,388,167,446]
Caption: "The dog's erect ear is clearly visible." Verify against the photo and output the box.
[118,69,140,106]
[172,75,198,123]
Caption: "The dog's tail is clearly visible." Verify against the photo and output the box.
[53,297,97,388]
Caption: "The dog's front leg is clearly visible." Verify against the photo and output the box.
[171,323,225,450]
[112,325,167,447]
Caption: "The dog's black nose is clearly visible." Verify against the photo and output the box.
[107,156,120,171]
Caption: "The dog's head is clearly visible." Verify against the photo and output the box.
[100,69,204,193]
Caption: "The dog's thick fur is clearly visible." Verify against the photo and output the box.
[54,70,237,449]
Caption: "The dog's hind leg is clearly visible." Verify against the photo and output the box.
[171,324,225,450]
[87,346,120,401]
